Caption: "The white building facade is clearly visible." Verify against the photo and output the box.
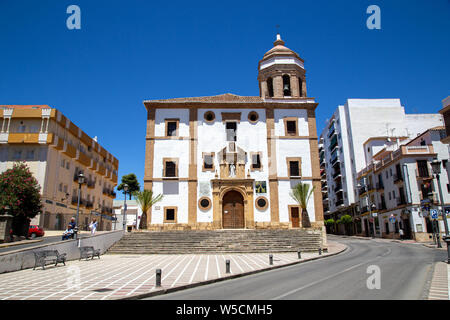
[142,35,324,231]
[320,99,444,231]
[356,127,450,241]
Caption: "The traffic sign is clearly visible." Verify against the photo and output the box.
[389,214,396,223]
[430,209,438,219]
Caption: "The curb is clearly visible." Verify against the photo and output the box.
[0,239,43,249]
[116,244,348,300]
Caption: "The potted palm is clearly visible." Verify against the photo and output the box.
[290,182,314,228]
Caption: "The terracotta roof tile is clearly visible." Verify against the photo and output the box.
[144,93,263,104]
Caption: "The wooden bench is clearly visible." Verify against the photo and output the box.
[33,250,67,270]
[79,246,101,260]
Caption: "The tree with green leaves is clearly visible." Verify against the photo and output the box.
[339,214,353,235]
[117,173,140,200]
[133,189,163,229]
[290,182,314,228]
[0,162,43,237]
[324,218,336,234]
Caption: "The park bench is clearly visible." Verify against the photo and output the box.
[79,246,101,260]
[33,250,67,270]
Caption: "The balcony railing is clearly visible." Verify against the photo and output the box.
[358,186,367,195]
[376,182,384,190]
[378,202,387,210]
[336,199,344,206]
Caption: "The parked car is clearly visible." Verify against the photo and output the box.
[28,225,45,238]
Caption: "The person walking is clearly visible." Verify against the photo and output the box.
[89,218,98,236]
[399,228,404,240]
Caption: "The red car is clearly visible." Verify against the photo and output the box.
[28,225,45,238]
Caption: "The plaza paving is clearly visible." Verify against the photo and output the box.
[0,241,345,300]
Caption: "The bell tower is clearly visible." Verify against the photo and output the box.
[257,34,307,99]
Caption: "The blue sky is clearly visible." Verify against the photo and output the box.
[1,0,449,196]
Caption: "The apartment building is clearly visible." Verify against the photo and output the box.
[356,126,450,241]
[320,99,444,227]
[0,105,119,231]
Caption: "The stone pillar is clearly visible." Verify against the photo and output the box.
[290,75,300,97]
[273,76,283,98]
[0,214,13,243]
[188,107,198,227]
[144,107,156,227]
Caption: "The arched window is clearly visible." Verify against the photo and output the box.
[298,77,303,97]
[283,75,291,96]
[267,77,274,97]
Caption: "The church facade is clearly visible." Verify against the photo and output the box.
[143,35,323,230]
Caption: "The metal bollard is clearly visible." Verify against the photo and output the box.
[269,254,273,265]
[297,249,301,259]
[156,269,162,287]
[226,259,230,273]
[318,248,322,255]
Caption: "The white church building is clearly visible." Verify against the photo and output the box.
[142,35,323,231]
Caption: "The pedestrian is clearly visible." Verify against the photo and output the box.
[89,218,98,236]
[399,228,404,240]
[62,225,74,240]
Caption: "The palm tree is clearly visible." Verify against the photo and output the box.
[290,182,314,228]
[133,189,163,230]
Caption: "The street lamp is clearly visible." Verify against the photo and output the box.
[75,172,85,240]
[123,184,128,232]
[431,159,450,262]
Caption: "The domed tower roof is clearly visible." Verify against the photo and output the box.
[261,34,302,61]
[257,34,307,99]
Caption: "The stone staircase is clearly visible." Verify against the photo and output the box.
[107,229,323,254]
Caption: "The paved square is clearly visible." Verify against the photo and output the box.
[0,242,345,300]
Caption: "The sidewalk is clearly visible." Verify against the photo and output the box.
[428,262,450,300]
[334,234,448,250]
[0,241,346,300]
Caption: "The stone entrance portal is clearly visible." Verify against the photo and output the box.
[222,190,245,229]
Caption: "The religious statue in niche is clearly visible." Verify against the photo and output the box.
[229,163,236,177]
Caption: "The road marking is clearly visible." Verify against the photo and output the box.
[189,255,203,284]
[272,244,391,300]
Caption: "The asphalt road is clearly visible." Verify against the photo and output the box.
[147,236,447,300]
[0,234,92,254]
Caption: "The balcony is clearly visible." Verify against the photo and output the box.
[87,179,96,189]
[376,182,384,190]
[378,201,387,210]
[393,174,403,184]
[86,201,93,209]
[327,124,336,138]
[361,206,369,213]
[335,183,343,192]
[358,186,367,195]
[336,199,344,206]
[330,153,340,166]
[332,169,341,180]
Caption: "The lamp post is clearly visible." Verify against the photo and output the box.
[123,184,128,232]
[430,159,450,262]
[75,172,85,240]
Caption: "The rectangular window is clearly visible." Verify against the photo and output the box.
[417,160,429,177]
[226,122,237,141]
[13,150,22,160]
[287,157,302,177]
[26,150,35,160]
[202,153,215,172]
[164,207,177,223]
[166,120,179,137]
[163,158,179,178]
[284,117,298,136]
[251,152,262,171]
[61,159,65,168]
